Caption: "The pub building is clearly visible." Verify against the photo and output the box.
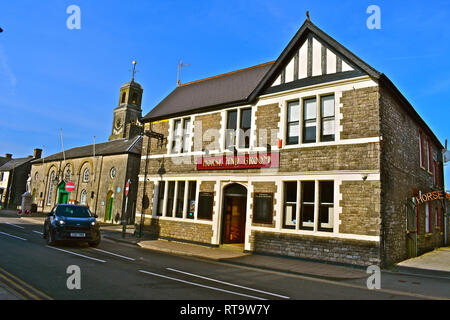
[135,19,447,267]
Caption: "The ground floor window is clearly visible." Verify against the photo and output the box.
[300,181,315,231]
[282,180,335,232]
[283,182,297,229]
[187,181,196,219]
[155,180,198,220]
[318,181,334,232]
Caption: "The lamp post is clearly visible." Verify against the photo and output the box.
[139,127,165,237]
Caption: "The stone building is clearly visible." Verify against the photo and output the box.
[30,78,143,223]
[135,20,446,267]
[0,150,42,209]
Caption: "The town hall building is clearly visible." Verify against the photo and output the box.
[135,19,447,267]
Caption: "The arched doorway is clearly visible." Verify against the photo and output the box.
[221,183,247,245]
[105,191,114,222]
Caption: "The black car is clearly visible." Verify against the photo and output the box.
[43,204,101,247]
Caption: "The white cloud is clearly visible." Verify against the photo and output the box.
[0,45,17,90]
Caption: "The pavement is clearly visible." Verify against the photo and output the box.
[11,211,450,281]
[395,247,450,278]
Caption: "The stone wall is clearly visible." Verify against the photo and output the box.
[379,85,445,266]
[250,182,277,228]
[339,181,381,236]
[251,231,380,266]
[142,218,213,244]
[254,103,280,147]
[195,113,222,151]
[340,86,380,140]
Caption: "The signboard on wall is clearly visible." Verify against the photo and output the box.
[197,152,280,170]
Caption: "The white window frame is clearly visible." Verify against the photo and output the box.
[170,117,192,154]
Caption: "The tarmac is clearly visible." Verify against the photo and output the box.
[4,211,450,285]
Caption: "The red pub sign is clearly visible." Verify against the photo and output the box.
[197,152,280,170]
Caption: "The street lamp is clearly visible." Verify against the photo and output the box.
[138,127,165,237]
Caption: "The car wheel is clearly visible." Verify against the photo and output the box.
[88,239,100,248]
[46,229,55,246]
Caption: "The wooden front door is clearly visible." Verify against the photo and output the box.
[223,196,247,244]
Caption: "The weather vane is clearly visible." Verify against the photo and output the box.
[129,60,139,82]
[306,11,310,21]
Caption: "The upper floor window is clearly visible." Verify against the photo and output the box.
[427,137,432,172]
[419,129,424,167]
[171,118,191,154]
[320,95,335,142]
[226,108,252,150]
[287,94,335,146]
[303,98,317,143]
[286,101,300,145]
[121,92,126,104]
[64,166,71,181]
[83,168,90,182]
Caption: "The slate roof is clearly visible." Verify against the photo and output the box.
[31,136,142,164]
[142,61,275,122]
[0,157,33,171]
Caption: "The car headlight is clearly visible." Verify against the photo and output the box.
[91,221,97,226]
[58,220,65,226]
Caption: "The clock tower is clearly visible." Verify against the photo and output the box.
[109,61,143,141]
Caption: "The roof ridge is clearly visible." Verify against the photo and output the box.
[179,61,276,87]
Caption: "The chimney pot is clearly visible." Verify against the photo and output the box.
[5,153,12,159]
[34,148,42,159]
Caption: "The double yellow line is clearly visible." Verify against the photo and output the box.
[0,266,53,300]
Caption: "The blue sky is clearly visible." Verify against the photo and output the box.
[0,0,449,187]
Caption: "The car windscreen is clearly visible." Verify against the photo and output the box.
[55,206,92,218]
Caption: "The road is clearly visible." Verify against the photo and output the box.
[0,211,449,303]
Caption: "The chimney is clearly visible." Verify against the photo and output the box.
[5,153,12,159]
[34,148,42,159]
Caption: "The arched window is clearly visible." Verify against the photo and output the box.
[121,92,126,104]
[83,168,90,182]
[80,189,87,206]
[64,165,71,181]
[132,92,138,104]
[34,172,39,182]
[47,171,55,205]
